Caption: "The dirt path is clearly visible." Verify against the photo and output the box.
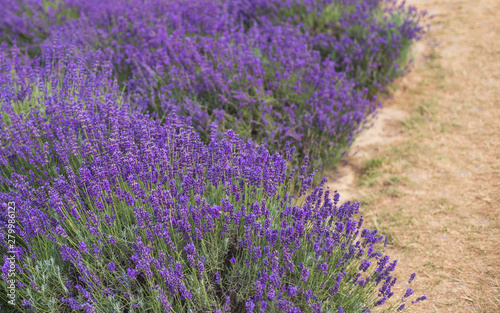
[326,0,500,312]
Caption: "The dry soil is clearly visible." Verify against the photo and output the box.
[326,0,500,312]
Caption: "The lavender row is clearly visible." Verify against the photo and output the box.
[0,45,425,312]
[0,0,426,167]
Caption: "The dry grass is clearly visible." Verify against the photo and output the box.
[326,0,500,311]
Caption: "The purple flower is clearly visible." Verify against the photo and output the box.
[288,285,299,298]
[21,299,32,307]
[78,242,89,253]
[198,256,205,274]
[156,286,172,311]
[267,288,275,301]
[300,263,310,282]
[184,242,198,267]
[224,296,231,311]
[403,288,414,299]
[245,299,255,312]
[413,295,428,304]
[408,273,416,284]
[107,262,116,272]
[126,268,138,280]
[374,297,387,306]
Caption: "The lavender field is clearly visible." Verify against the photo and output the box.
[0,1,429,312]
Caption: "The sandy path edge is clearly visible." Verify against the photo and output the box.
[326,0,500,312]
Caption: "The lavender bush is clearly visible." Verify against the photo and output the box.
[0,0,426,168]
[0,0,81,57]
[272,0,426,97]
[0,44,427,312]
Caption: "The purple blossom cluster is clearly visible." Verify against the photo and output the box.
[0,0,426,167]
[0,45,426,312]
[0,0,82,56]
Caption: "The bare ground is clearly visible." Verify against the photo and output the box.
[326,0,500,312]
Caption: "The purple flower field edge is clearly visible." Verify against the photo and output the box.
[0,1,430,312]
[0,42,427,312]
[0,0,427,169]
